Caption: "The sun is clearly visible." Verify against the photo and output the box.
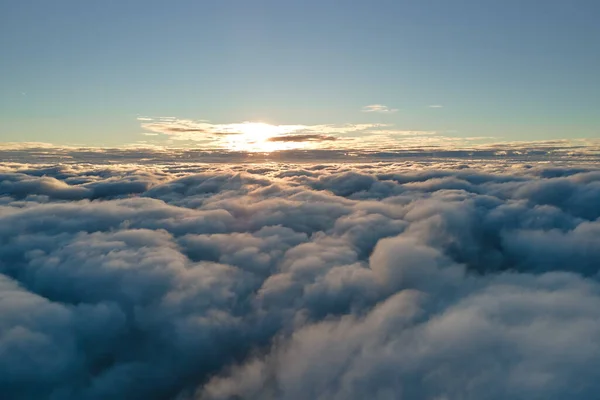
[234,122,282,140]
[223,122,307,152]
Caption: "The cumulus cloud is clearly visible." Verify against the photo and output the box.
[1,157,600,399]
[361,104,399,113]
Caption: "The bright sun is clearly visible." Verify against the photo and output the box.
[223,122,307,152]
[236,122,281,140]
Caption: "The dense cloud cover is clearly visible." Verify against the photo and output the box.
[1,159,600,399]
[1,139,599,164]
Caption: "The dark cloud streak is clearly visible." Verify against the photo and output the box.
[267,134,338,143]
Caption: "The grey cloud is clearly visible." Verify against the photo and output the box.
[153,126,207,133]
[1,142,599,164]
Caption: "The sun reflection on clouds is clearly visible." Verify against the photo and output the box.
[138,116,448,152]
[222,122,312,152]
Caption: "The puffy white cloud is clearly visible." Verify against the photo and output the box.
[0,158,600,399]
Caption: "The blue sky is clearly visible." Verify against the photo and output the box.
[1,0,599,148]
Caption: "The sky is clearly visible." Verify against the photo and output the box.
[1,0,599,149]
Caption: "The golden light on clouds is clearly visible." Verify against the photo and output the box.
[222,122,311,152]
[138,116,449,152]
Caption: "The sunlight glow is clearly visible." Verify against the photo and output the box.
[223,122,309,152]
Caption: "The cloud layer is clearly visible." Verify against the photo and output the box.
[1,158,600,399]
[138,118,389,147]
[2,139,599,165]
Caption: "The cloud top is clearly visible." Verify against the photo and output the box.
[1,139,599,164]
[0,158,600,399]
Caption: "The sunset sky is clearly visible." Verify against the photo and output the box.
[1,0,599,150]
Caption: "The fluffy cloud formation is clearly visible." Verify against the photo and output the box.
[1,158,600,399]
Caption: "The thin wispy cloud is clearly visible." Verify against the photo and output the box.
[1,139,600,163]
[142,119,305,138]
[361,104,399,113]
[305,123,389,134]
[364,129,438,136]
[140,118,389,144]
[138,116,513,152]
[139,116,560,154]
[428,105,444,108]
